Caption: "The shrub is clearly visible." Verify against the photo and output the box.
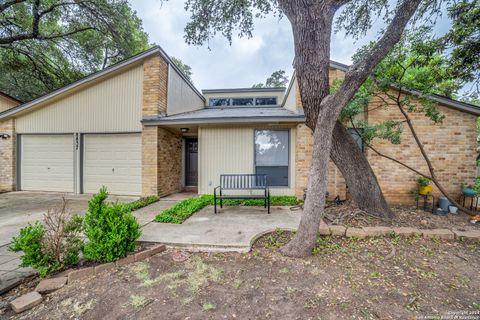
[9,199,84,277]
[83,187,141,262]
[9,222,55,277]
[155,195,301,224]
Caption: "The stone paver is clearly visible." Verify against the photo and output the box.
[346,228,367,238]
[329,225,346,237]
[68,267,94,283]
[94,262,116,275]
[35,277,67,294]
[453,230,480,241]
[319,219,330,235]
[362,226,393,237]
[422,229,455,240]
[392,227,422,237]
[10,291,43,313]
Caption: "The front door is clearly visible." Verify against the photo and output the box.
[185,138,198,186]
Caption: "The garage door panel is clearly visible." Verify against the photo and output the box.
[83,134,141,196]
[22,135,74,192]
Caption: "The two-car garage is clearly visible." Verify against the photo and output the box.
[19,133,142,196]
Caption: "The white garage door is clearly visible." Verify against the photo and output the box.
[83,133,141,196]
[21,135,74,192]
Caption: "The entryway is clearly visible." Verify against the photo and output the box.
[185,138,198,187]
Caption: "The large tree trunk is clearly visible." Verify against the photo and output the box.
[331,121,393,219]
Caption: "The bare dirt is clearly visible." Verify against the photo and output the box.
[2,231,479,320]
[324,203,479,231]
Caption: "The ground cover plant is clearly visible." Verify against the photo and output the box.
[123,196,160,212]
[5,231,479,319]
[154,195,300,224]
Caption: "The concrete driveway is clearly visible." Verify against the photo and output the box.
[0,192,137,247]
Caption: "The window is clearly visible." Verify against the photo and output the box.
[209,98,230,107]
[347,128,364,152]
[255,97,277,106]
[232,98,254,106]
[255,129,289,186]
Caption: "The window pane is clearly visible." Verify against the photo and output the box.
[255,97,277,105]
[232,98,254,106]
[209,98,230,107]
[255,130,289,166]
[347,128,364,151]
[256,166,288,186]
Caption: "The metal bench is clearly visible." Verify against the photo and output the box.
[214,174,270,214]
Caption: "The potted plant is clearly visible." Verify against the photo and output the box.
[417,177,432,195]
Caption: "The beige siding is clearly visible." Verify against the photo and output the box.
[0,96,18,112]
[167,65,205,115]
[283,78,298,112]
[16,65,143,133]
[198,126,296,196]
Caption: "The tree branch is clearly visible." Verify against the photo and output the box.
[0,0,24,13]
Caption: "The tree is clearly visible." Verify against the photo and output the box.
[171,57,194,82]
[0,0,150,101]
[253,70,289,88]
[175,0,445,256]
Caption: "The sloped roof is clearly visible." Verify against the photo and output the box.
[0,91,21,104]
[142,107,305,125]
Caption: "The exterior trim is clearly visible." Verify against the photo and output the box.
[202,87,286,94]
[16,134,21,191]
[142,116,306,126]
[0,46,205,120]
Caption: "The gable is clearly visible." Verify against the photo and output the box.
[0,95,19,112]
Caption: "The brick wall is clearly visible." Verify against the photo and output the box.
[157,128,182,196]
[367,93,478,203]
[142,54,168,117]
[294,68,478,204]
[0,119,16,192]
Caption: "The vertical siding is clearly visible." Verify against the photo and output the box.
[16,65,144,133]
[199,126,296,196]
[167,65,205,115]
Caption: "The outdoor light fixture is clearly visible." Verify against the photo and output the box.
[0,133,10,140]
[180,128,189,133]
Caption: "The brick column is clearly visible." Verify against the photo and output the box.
[141,53,170,196]
[0,119,16,192]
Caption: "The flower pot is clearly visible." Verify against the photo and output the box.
[449,206,458,214]
[419,185,433,195]
[462,188,477,197]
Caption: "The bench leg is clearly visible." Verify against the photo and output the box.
[264,190,267,208]
[214,193,217,214]
[220,198,223,208]
[267,192,270,214]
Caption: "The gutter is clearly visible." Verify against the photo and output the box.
[142,115,306,126]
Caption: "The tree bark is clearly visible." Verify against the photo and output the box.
[331,121,393,219]
[279,0,422,257]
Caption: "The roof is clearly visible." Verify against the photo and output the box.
[0,91,21,104]
[0,46,205,120]
[283,61,480,116]
[142,107,305,125]
[202,87,286,94]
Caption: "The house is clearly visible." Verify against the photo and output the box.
[0,46,478,203]
[0,92,20,112]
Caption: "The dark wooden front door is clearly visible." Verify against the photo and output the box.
[185,138,198,186]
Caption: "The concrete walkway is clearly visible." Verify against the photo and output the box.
[140,206,301,252]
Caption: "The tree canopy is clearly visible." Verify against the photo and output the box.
[171,57,194,82]
[0,0,150,101]
[252,70,289,88]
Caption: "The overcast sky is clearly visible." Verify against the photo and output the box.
[129,1,451,91]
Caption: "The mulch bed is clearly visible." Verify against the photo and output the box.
[2,231,479,319]
[324,202,479,231]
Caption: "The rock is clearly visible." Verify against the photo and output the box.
[35,277,67,294]
[149,244,167,256]
[422,229,454,240]
[420,220,428,226]
[319,219,330,235]
[362,226,393,237]
[452,230,480,241]
[329,225,346,237]
[392,227,422,237]
[116,255,134,267]
[172,251,190,262]
[346,228,367,238]
[134,249,154,262]
[10,292,43,313]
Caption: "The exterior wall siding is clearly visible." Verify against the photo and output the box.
[198,126,296,196]
[15,65,144,133]
[0,119,16,192]
[0,96,18,112]
[167,65,205,115]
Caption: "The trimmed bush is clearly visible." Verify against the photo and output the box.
[155,195,301,224]
[83,187,141,263]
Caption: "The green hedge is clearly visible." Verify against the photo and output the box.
[123,196,159,211]
[154,195,300,224]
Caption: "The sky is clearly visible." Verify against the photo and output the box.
[129,1,451,91]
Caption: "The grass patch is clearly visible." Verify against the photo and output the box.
[129,295,147,309]
[123,196,159,211]
[155,195,300,224]
[202,303,216,312]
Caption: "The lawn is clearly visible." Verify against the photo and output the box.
[3,232,479,319]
